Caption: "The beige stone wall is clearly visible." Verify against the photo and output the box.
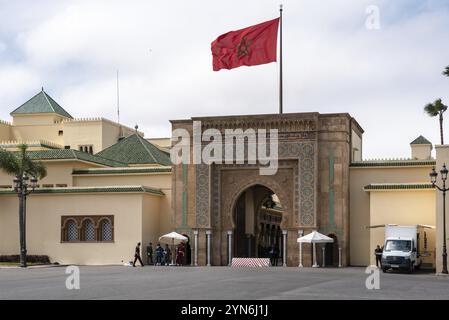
[0,121,11,141]
[147,138,171,149]
[349,166,432,266]
[0,161,100,188]
[368,189,436,266]
[11,114,65,126]
[73,172,173,235]
[411,144,432,160]
[73,173,170,189]
[63,121,104,153]
[11,124,64,146]
[0,192,161,265]
[3,115,138,154]
[142,195,161,256]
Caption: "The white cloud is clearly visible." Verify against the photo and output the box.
[0,0,449,159]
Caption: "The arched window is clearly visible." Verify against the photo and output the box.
[81,219,95,241]
[61,215,114,242]
[66,220,78,242]
[100,219,113,241]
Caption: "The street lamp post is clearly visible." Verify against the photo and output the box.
[430,164,449,274]
[13,174,38,268]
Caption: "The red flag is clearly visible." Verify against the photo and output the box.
[211,18,280,71]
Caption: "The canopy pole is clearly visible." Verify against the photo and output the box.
[172,238,175,265]
[312,243,319,267]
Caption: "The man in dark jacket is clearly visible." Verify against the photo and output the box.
[146,242,153,265]
[133,242,144,267]
[374,245,383,268]
[155,243,164,265]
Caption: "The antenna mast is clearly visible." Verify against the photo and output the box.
[116,70,120,124]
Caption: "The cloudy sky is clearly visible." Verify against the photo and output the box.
[0,0,448,159]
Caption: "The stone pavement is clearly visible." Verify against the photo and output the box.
[0,266,448,300]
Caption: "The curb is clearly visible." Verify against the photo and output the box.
[0,264,63,269]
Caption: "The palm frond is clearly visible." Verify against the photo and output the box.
[443,66,449,77]
[0,148,20,176]
[424,102,439,117]
[0,144,47,180]
[435,98,448,113]
[27,160,47,179]
[425,99,448,116]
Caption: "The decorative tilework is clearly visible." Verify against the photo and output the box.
[195,164,210,227]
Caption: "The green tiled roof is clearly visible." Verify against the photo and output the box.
[23,149,127,167]
[0,186,164,196]
[350,160,435,168]
[410,135,432,145]
[73,167,171,175]
[364,183,434,191]
[10,89,73,119]
[96,134,171,166]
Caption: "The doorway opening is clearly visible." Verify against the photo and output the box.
[233,184,283,264]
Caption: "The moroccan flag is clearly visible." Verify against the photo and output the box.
[211,18,280,71]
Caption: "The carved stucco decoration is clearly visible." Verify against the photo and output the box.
[195,140,316,229]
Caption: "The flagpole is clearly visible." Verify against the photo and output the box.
[279,4,283,114]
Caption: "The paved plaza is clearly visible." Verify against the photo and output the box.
[0,266,448,300]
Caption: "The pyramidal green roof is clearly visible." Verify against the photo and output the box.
[10,89,73,119]
[96,133,171,166]
[410,135,432,145]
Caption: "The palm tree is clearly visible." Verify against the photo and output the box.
[0,144,46,267]
[443,66,449,77]
[424,99,448,145]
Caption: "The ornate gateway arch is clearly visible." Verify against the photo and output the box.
[171,112,363,267]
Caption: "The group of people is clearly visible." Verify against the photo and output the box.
[132,242,187,267]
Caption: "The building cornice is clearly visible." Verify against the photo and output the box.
[72,166,172,175]
[350,159,435,168]
[0,185,164,196]
[364,183,434,191]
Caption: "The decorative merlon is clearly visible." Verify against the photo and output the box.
[0,139,63,149]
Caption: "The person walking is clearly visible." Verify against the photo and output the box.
[155,243,164,266]
[374,245,383,268]
[146,242,153,265]
[133,242,144,267]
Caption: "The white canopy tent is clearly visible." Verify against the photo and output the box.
[297,231,334,268]
[159,232,188,265]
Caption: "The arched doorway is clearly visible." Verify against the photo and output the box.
[325,234,339,267]
[232,184,283,262]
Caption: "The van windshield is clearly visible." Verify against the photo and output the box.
[384,240,411,252]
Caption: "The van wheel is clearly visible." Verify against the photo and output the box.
[382,268,387,273]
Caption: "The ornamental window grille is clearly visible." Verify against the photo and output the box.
[83,219,95,241]
[100,219,113,241]
[66,220,78,241]
[61,215,114,242]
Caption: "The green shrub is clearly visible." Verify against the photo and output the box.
[0,255,51,263]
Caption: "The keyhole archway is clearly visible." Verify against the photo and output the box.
[232,184,284,260]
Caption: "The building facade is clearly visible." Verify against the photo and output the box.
[0,89,446,272]
[0,90,173,265]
